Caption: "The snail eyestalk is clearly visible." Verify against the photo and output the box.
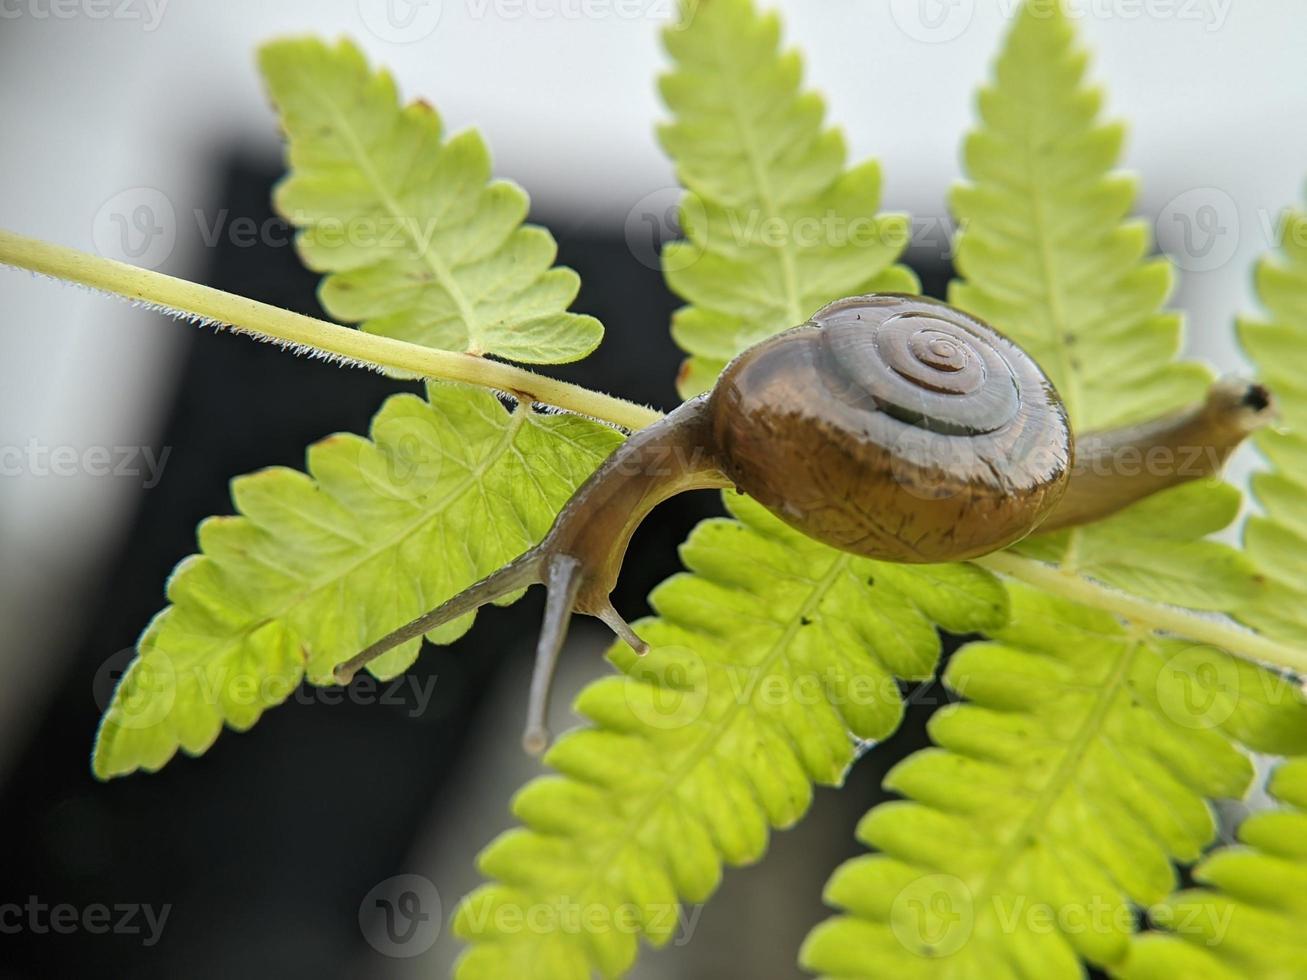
[523,555,584,755]
[332,555,543,685]
[1038,377,1277,533]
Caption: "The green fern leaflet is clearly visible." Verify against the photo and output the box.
[93,385,620,778]
[1116,758,1307,978]
[261,38,602,363]
[659,0,915,395]
[1240,206,1307,643]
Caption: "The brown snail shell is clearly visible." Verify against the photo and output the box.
[709,294,1072,562]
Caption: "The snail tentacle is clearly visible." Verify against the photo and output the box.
[332,551,544,686]
[1039,377,1275,532]
[595,602,651,656]
[523,554,585,754]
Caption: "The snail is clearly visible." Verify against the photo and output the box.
[332,294,1274,752]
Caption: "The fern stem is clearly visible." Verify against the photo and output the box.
[977,551,1307,675]
[0,229,664,432]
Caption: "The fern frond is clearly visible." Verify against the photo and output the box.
[951,0,1258,616]
[93,385,620,778]
[801,584,1307,978]
[453,493,1007,979]
[1114,758,1307,979]
[948,0,1208,432]
[259,38,602,364]
[1239,206,1307,645]
[658,0,916,396]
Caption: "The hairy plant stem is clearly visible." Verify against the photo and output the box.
[0,229,664,432]
[977,551,1307,676]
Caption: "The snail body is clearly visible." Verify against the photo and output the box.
[334,294,1273,752]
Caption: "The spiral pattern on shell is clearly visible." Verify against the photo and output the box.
[708,294,1073,562]
[817,294,1028,436]
[822,299,1021,436]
